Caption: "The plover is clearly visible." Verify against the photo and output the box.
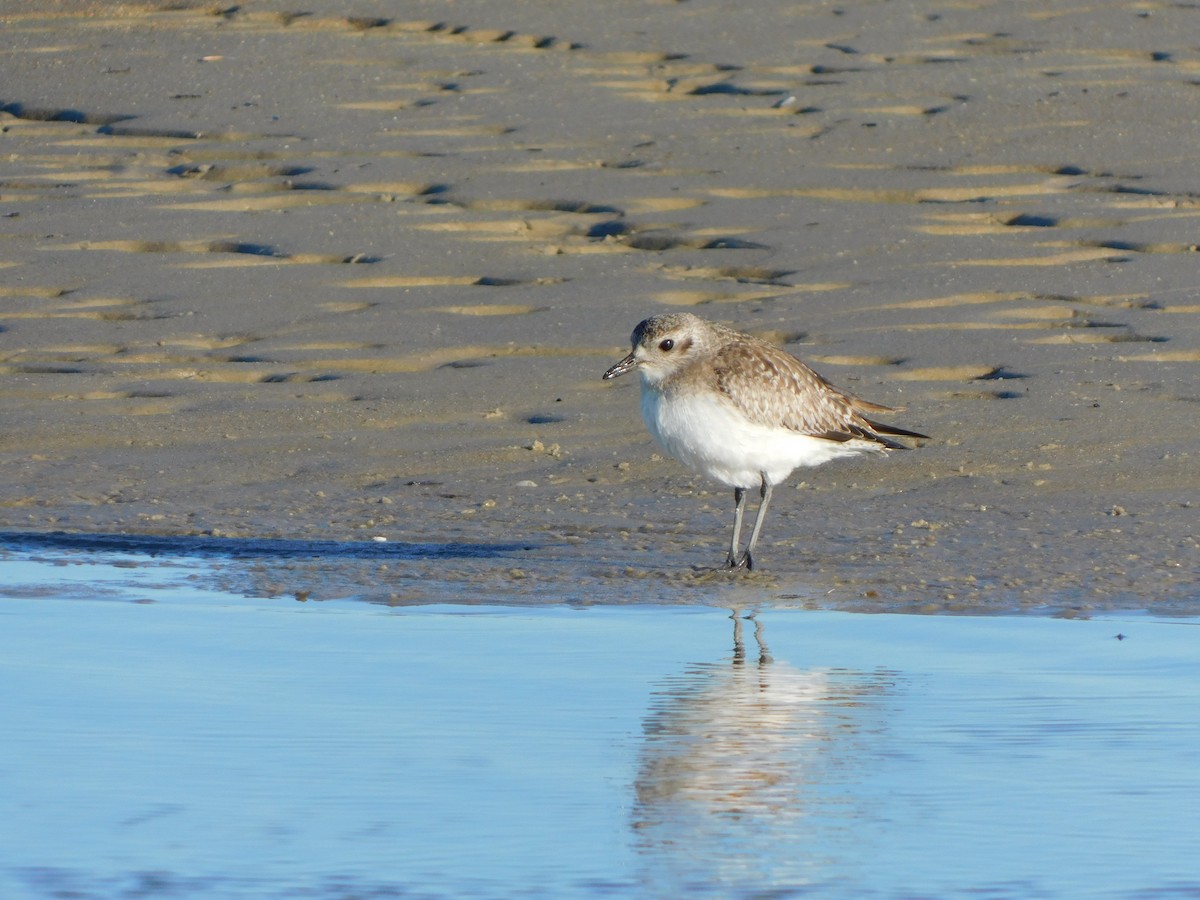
[603,313,926,570]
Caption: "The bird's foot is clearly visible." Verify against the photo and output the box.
[726,552,753,571]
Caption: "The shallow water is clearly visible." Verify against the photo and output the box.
[2,552,1198,899]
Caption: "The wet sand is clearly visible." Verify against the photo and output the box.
[1,1,1198,612]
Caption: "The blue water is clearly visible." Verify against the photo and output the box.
[1,554,1198,898]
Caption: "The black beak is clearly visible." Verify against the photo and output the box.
[602,352,638,380]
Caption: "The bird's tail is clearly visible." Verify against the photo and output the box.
[864,418,930,449]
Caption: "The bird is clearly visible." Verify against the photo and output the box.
[602,313,927,571]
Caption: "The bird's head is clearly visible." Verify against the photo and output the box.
[602,313,711,386]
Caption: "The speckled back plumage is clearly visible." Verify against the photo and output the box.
[709,337,908,447]
[641,314,919,449]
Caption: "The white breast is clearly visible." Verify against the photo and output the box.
[641,383,881,489]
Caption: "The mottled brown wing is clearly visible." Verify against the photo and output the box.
[711,339,894,443]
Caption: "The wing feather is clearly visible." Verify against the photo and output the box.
[711,339,923,448]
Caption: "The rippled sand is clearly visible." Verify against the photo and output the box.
[1,2,1197,611]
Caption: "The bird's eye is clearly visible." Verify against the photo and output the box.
[658,339,674,352]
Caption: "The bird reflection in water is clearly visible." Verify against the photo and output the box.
[633,610,895,892]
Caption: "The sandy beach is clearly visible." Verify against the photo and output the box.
[2,0,1198,612]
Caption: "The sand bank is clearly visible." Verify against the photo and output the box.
[1,1,1197,611]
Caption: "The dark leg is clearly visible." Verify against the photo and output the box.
[730,608,745,663]
[751,612,773,665]
[727,487,747,568]
[740,477,774,572]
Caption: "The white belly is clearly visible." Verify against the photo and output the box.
[641,385,880,489]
